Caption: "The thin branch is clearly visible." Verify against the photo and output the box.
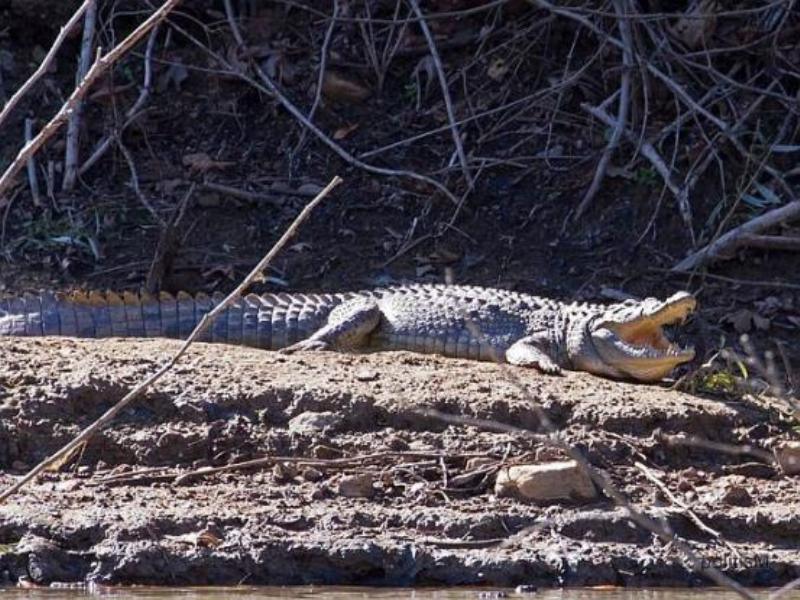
[0,0,94,131]
[582,101,692,231]
[634,461,725,541]
[0,175,341,504]
[79,24,161,177]
[62,0,98,192]
[0,0,183,204]
[222,0,244,47]
[292,0,338,155]
[116,137,165,226]
[408,0,473,188]
[24,118,41,207]
[574,0,633,219]
[170,17,460,205]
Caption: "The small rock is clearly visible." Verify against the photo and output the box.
[288,411,342,435]
[387,435,410,451]
[337,473,375,498]
[312,445,345,459]
[495,461,597,504]
[16,534,82,585]
[273,462,296,482]
[776,441,800,476]
[720,484,753,507]
[515,584,538,594]
[302,467,324,482]
[354,368,379,382]
[309,486,327,501]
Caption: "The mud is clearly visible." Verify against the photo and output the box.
[0,337,798,588]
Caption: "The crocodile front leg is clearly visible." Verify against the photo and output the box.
[282,296,382,353]
[505,335,563,375]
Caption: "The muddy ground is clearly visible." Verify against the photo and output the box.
[0,337,798,588]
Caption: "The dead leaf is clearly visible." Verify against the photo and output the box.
[723,309,770,333]
[296,183,323,196]
[89,81,136,102]
[487,58,509,81]
[155,178,184,194]
[333,122,359,140]
[166,529,223,548]
[289,242,312,253]
[182,153,235,174]
[724,309,754,333]
[157,62,189,92]
[416,264,435,277]
[196,529,223,548]
[670,0,719,49]
[752,314,771,331]
[322,72,370,103]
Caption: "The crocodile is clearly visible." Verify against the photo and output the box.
[0,284,696,382]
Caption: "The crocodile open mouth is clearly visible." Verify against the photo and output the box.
[591,291,697,381]
[609,294,696,360]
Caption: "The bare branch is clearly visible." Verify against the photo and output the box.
[0,0,94,131]
[0,0,183,205]
[62,0,98,192]
[408,0,473,188]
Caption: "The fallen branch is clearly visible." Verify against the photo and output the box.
[0,175,341,504]
[0,0,94,132]
[0,0,183,205]
[85,449,490,486]
[673,201,800,271]
[738,234,800,252]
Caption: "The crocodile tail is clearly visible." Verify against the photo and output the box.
[0,291,341,349]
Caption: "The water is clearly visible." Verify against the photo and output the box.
[0,587,796,600]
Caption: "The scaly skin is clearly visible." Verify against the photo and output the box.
[0,284,697,381]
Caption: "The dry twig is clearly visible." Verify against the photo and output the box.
[0,175,342,503]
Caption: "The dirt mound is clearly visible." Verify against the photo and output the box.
[0,337,798,587]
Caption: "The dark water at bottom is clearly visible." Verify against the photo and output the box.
[0,587,796,600]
